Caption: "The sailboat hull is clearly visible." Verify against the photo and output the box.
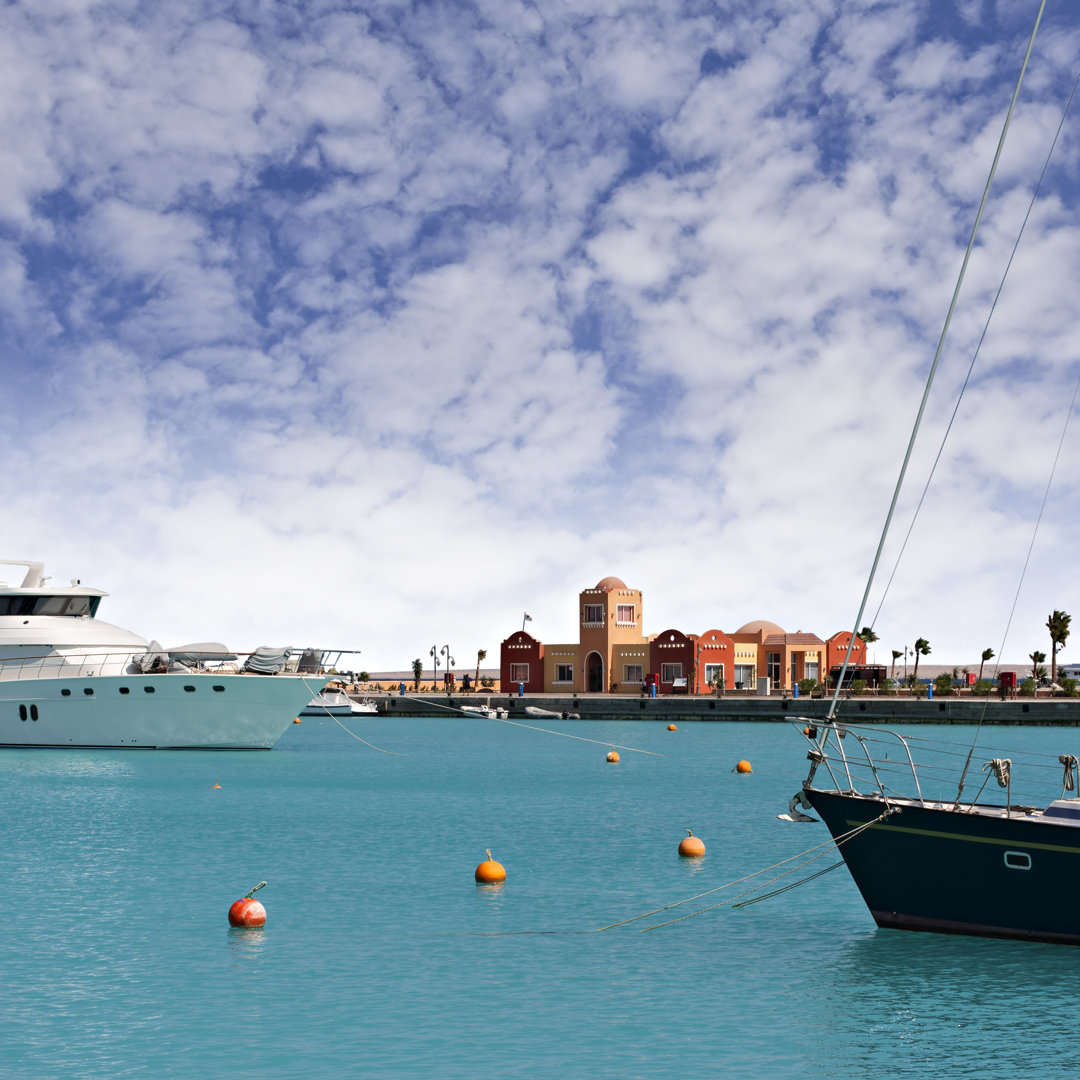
[806,788,1080,945]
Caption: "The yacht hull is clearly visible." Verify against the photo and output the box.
[0,673,316,749]
[806,788,1080,945]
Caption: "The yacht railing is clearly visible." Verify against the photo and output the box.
[793,719,1080,810]
[0,649,343,681]
[795,720,924,803]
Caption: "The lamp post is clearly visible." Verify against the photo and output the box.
[430,645,439,690]
[904,646,909,680]
[441,645,455,693]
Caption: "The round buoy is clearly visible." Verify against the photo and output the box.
[735,759,753,774]
[475,849,506,884]
[606,749,620,763]
[667,724,677,732]
[294,717,303,724]
[228,881,267,927]
[678,829,706,857]
[803,727,811,736]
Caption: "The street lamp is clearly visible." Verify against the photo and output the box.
[441,645,455,692]
[430,644,440,690]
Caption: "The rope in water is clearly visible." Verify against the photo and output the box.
[595,807,893,932]
[492,714,661,756]
[407,695,661,756]
[301,677,405,755]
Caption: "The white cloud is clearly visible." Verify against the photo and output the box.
[1,0,1078,672]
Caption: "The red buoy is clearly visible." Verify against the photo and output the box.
[228,881,268,927]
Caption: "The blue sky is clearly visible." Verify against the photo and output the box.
[2,0,1079,673]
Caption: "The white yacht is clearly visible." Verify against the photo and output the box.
[0,559,329,749]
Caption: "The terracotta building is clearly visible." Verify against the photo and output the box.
[500,576,867,694]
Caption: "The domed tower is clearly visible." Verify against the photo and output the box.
[578,576,644,693]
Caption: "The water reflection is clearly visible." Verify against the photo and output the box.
[803,928,1080,1079]
[226,925,269,962]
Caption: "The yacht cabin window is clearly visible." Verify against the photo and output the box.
[0,595,100,617]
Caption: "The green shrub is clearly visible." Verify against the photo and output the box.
[933,673,953,697]
[910,680,929,698]
[974,678,994,696]
[798,678,817,697]
[1019,677,1037,697]
[851,678,868,695]
[1061,677,1078,697]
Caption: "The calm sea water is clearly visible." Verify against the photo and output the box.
[4,716,1080,1079]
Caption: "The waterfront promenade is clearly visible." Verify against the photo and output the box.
[374,692,1080,725]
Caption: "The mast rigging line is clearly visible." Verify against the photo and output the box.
[868,62,1080,636]
[827,0,1049,722]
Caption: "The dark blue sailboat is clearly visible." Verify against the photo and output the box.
[788,723,1080,945]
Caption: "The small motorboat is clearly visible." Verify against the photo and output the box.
[300,686,376,717]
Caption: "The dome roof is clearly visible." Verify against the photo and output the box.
[595,575,628,590]
[735,619,786,636]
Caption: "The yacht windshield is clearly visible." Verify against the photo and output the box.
[0,595,101,617]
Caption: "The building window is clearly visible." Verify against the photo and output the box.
[704,663,724,686]
[661,663,682,683]
[805,661,819,683]
[767,652,781,685]
[616,604,635,625]
[510,663,529,683]
[734,664,755,689]
[583,604,603,625]
[554,664,573,684]
[624,664,643,683]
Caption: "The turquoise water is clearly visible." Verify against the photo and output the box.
[4,717,1080,1079]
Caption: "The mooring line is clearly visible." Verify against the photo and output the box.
[492,715,661,756]
[300,677,405,755]
[595,808,891,933]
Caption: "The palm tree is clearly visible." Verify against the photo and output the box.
[475,648,487,685]
[912,637,931,684]
[1047,610,1071,684]
[412,658,423,692]
[1030,650,1047,681]
[978,647,994,682]
[890,649,902,679]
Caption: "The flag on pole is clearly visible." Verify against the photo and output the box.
[524,613,532,621]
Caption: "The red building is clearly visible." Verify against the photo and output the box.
[825,631,867,674]
[649,629,695,693]
[500,630,544,693]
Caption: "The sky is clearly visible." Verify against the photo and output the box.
[2,0,1080,675]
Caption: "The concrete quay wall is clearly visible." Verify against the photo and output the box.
[376,693,1080,725]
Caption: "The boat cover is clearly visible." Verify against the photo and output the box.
[242,646,293,674]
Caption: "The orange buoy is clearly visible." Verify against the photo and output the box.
[294,717,303,724]
[475,849,506,884]
[606,749,620,763]
[735,760,753,774]
[678,829,706,857]
[210,781,221,789]
[228,881,267,927]
[667,724,677,731]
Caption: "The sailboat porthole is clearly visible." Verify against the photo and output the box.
[1004,851,1032,871]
